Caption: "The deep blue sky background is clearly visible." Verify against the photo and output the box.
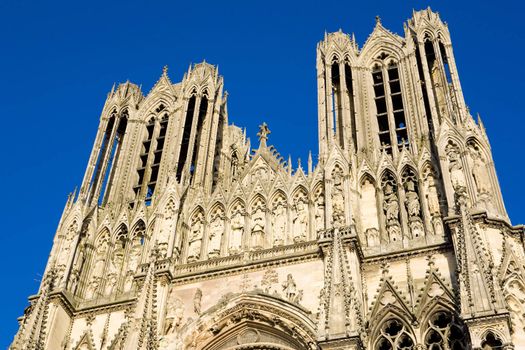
[1,0,524,346]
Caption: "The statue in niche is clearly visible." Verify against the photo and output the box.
[469,147,492,196]
[384,184,399,224]
[332,173,345,226]
[425,174,444,236]
[293,199,308,243]
[159,202,176,257]
[404,179,421,218]
[127,238,142,273]
[57,231,74,269]
[251,207,265,250]
[384,184,401,242]
[405,179,424,238]
[425,175,441,217]
[208,213,224,258]
[315,194,325,232]
[86,238,109,298]
[447,146,466,192]
[193,288,203,315]
[272,202,287,246]
[164,287,184,334]
[229,211,244,254]
[105,248,123,295]
[187,213,204,262]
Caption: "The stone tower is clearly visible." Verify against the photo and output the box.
[12,8,524,350]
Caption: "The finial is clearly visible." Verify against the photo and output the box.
[375,15,381,25]
[257,122,271,147]
[308,151,313,174]
[298,158,302,169]
[162,65,168,75]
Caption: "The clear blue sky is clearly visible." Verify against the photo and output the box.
[1,0,523,346]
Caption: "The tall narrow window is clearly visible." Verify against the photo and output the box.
[331,63,343,146]
[189,96,207,180]
[88,114,115,203]
[100,111,128,205]
[439,42,452,84]
[134,109,169,206]
[415,44,434,135]
[372,66,391,153]
[372,62,408,154]
[388,65,408,148]
[345,63,357,151]
[176,95,196,181]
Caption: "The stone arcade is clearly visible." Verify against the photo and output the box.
[11,8,525,350]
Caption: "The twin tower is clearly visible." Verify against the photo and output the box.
[12,9,524,350]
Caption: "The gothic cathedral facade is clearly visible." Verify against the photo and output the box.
[12,9,525,350]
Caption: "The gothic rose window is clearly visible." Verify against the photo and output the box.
[375,318,414,350]
[424,311,469,349]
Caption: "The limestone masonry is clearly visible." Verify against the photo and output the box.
[11,8,525,350]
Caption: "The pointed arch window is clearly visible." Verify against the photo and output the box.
[99,110,128,205]
[423,311,470,349]
[374,318,414,350]
[372,61,408,154]
[176,94,197,181]
[134,106,170,205]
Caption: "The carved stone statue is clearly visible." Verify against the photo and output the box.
[193,288,203,315]
[315,194,325,232]
[229,211,244,254]
[470,148,491,196]
[282,274,297,301]
[293,200,308,243]
[159,201,177,257]
[272,203,286,246]
[447,146,466,192]
[425,175,441,217]
[404,180,421,218]
[384,184,401,242]
[384,184,399,224]
[208,214,224,258]
[251,208,265,250]
[187,213,204,262]
[164,287,185,334]
[332,174,345,226]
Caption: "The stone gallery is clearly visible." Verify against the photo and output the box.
[11,8,525,350]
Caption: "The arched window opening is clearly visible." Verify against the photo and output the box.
[345,63,357,151]
[189,96,208,181]
[439,42,452,85]
[176,95,196,181]
[375,318,414,350]
[424,311,469,350]
[88,114,115,203]
[414,42,434,136]
[388,64,408,149]
[481,332,504,350]
[372,65,391,153]
[100,111,128,205]
[212,112,225,189]
[424,40,436,71]
[331,62,343,146]
[133,111,170,206]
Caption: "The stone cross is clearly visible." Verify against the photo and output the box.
[257,122,271,147]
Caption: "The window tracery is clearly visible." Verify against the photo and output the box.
[423,311,469,350]
[374,318,414,350]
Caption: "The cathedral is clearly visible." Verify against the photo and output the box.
[12,8,525,350]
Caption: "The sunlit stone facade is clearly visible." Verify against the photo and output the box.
[12,8,525,350]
